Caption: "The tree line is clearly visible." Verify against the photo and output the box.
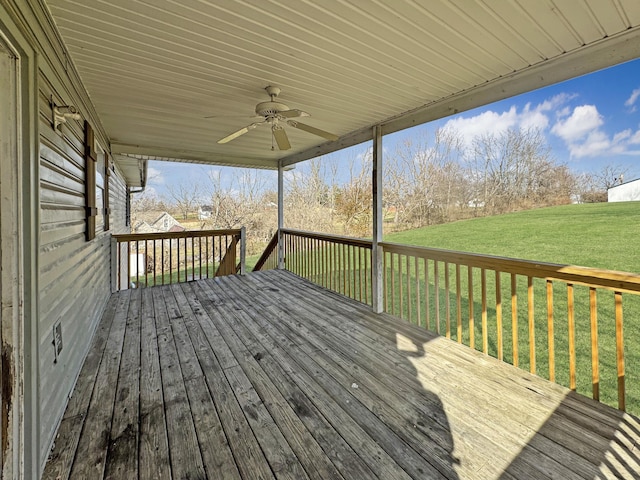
[132,126,630,253]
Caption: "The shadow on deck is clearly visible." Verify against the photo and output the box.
[43,270,640,479]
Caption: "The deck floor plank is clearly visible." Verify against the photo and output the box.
[255,271,627,477]
[246,273,597,478]
[43,270,640,479]
[104,288,142,480]
[207,277,449,479]
[175,282,276,480]
[138,288,171,479]
[190,280,378,479]
[42,293,120,480]
[185,281,345,480]
[169,283,242,480]
[151,286,207,479]
[68,290,130,479]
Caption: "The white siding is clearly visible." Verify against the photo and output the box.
[608,180,640,202]
[2,1,130,469]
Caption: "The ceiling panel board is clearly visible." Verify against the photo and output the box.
[44,0,640,169]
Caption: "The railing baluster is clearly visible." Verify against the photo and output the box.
[434,261,440,335]
[444,262,450,337]
[383,251,388,312]
[615,292,625,411]
[454,264,460,341]
[152,239,157,286]
[481,268,487,355]
[567,283,575,390]
[496,272,502,361]
[126,240,130,289]
[399,254,404,318]
[145,240,149,287]
[424,257,430,330]
[547,280,555,382]
[511,273,518,368]
[468,266,475,350]
[390,253,396,315]
[406,254,411,323]
[415,256,420,327]
[590,287,599,401]
[528,276,535,375]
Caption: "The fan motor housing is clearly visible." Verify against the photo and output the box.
[255,101,290,117]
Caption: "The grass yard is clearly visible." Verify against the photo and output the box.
[385,202,640,273]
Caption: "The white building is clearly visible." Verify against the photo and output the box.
[608,178,640,202]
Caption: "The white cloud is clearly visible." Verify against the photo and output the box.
[441,93,574,148]
[625,88,640,109]
[550,105,603,143]
[146,167,165,185]
[551,104,640,158]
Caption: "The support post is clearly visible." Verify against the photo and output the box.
[372,125,384,313]
[240,226,246,275]
[277,162,285,269]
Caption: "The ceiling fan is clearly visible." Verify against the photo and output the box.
[216,86,339,150]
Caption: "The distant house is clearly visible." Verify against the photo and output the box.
[198,205,213,220]
[133,211,185,233]
[608,178,640,202]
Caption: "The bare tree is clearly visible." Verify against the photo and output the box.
[468,127,569,214]
[334,153,372,236]
[166,181,203,220]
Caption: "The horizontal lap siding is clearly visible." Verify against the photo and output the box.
[37,77,127,465]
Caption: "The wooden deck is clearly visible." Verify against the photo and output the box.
[43,270,640,479]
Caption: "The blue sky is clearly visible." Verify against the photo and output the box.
[144,58,640,199]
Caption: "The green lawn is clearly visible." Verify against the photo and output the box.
[386,202,640,272]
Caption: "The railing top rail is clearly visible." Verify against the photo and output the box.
[113,229,242,242]
[282,228,373,249]
[381,241,640,294]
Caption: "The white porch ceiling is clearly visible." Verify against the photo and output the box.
[45,0,640,170]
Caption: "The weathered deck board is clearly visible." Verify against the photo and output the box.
[43,270,640,479]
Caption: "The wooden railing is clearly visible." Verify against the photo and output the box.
[381,242,640,413]
[252,232,279,271]
[113,228,245,290]
[254,228,640,414]
[280,229,373,304]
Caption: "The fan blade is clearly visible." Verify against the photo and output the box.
[217,122,262,144]
[278,109,310,119]
[272,124,291,150]
[206,114,263,119]
[287,120,338,141]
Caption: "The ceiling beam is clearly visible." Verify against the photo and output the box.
[281,26,640,168]
[111,143,279,169]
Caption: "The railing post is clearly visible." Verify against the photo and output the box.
[111,235,118,292]
[277,161,285,269]
[372,125,384,313]
[240,226,246,275]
